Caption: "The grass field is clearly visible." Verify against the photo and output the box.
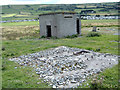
[2,19,118,27]
[2,14,17,18]
[1,19,119,40]
[82,19,118,27]
[2,19,119,88]
[77,64,118,88]
[2,21,39,26]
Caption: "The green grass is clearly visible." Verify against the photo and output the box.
[2,19,118,27]
[2,17,36,21]
[82,19,118,24]
[15,14,29,17]
[2,20,119,88]
[77,65,118,88]
[2,14,17,17]
[81,19,119,27]
[2,34,118,59]
[2,60,50,88]
[2,21,39,26]
[2,34,118,88]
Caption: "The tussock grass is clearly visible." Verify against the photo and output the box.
[2,25,40,40]
[87,32,101,37]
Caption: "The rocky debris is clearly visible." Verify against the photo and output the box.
[9,46,118,88]
[73,50,90,55]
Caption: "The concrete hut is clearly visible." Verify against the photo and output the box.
[39,12,81,38]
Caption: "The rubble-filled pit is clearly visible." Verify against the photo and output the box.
[9,46,118,88]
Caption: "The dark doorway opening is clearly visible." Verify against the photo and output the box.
[76,19,79,34]
[47,25,51,37]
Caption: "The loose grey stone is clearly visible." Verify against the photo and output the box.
[9,46,118,88]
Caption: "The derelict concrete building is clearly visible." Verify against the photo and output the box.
[39,12,81,38]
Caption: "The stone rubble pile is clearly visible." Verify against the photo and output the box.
[9,46,118,88]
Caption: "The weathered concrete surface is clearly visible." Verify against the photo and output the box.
[39,12,81,38]
[9,46,118,88]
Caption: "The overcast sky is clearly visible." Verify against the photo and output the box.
[0,0,119,5]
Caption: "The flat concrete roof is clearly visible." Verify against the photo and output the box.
[39,12,77,16]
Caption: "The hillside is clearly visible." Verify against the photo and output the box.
[1,2,119,21]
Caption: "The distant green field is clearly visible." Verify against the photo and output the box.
[82,19,118,23]
[81,19,118,27]
[2,14,16,17]
[1,2,119,21]
[2,19,118,27]
[2,21,39,26]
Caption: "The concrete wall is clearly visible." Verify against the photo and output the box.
[56,14,77,37]
[39,13,81,38]
[39,15,56,37]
